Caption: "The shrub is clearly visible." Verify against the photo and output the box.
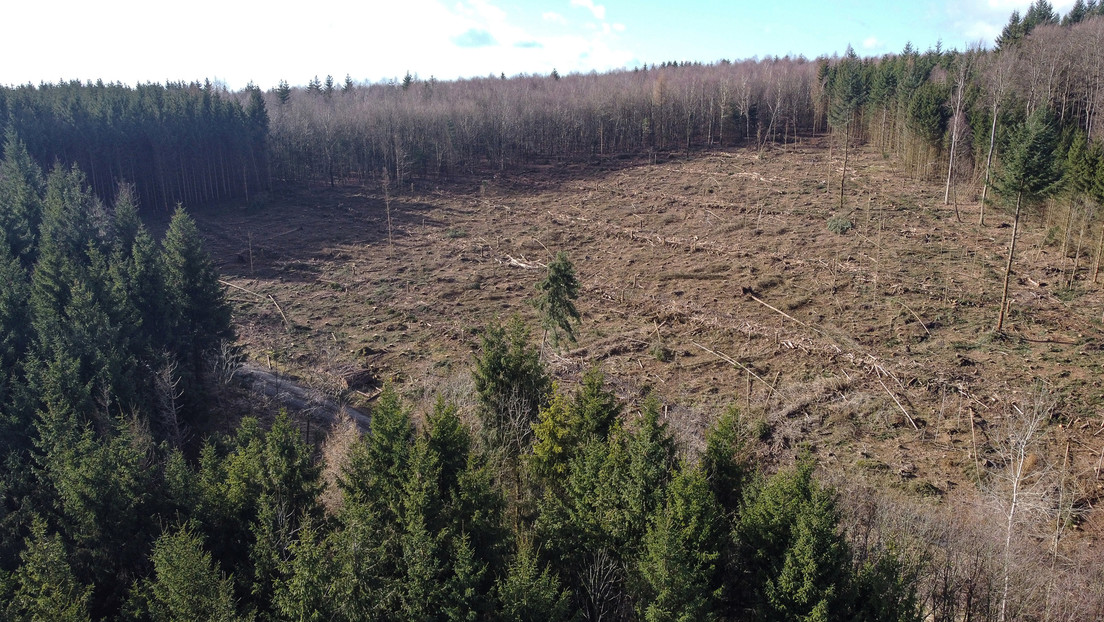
[827,215,853,234]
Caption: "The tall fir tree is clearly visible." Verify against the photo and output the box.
[993,109,1061,332]
[131,526,245,622]
[160,206,233,384]
[6,517,92,622]
[637,464,726,622]
[0,128,45,267]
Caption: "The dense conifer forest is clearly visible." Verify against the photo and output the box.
[4,1,1104,620]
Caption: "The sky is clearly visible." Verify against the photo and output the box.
[1,0,1076,91]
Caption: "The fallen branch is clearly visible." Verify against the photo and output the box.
[896,300,931,337]
[692,341,777,395]
[749,294,828,338]
[877,375,919,430]
[220,279,291,331]
[503,254,546,269]
[268,295,291,331]
[219,279,264,298]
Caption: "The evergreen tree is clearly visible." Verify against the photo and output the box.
[133,526,245,622]
[571,364,621,441]
[399,436,449,619]
[0,128,45,266]
[0,236,31,445]
[340,385,412,519]
[472,316,550,456]
[426,397,471,505]
[273,516,334,622]
[530,390,577,482]
[496,542,570,622]
[637,465,725,622]
[275,80,292,105]
[735,459,861,622]
[763,486,851,622]
[7,517,92,622]
[161,206,233,384]
[249,413,322,613]
[531,251,581,350]
[620,395,677,546]
[702,405,752,517]
[41,418,158,616]
[993,109,1061,332]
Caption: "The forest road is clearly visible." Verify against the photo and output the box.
[237,363,372,431]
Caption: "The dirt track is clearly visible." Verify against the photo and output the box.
[237,363,371,430]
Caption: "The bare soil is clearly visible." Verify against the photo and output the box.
[194,139,1104,540]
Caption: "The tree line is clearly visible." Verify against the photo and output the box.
[0,80,269,212]
[6,3,1104,218]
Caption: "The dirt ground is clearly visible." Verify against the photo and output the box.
[194,138,1104,541]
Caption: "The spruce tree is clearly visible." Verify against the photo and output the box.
[532,251,581,350]
[249,413,322,612]
[571,364,621,441]
[496,542,570,622]
[161,206,233,383]
[993,109,1061,332]
[0,128,45,266]
[7,517,92,622]
[340,385,412,518]
[134,526,244,622]
[472,316,550,456]
[273,516,335,622]
[0,236,31,435]
[702,405,752,517]
[638,465,725,622]
[276,80,292,105]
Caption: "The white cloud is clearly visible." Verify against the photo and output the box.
[944,0,1077,48]
[570,0,606,21]
[862,36,881,49]
[0,0,635,89]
